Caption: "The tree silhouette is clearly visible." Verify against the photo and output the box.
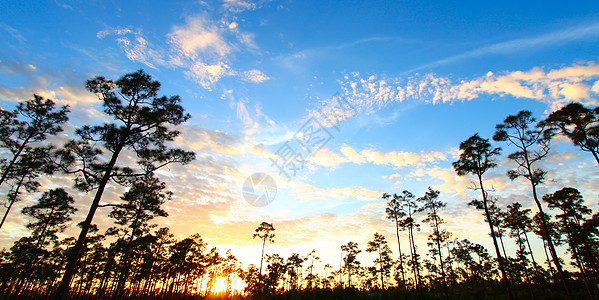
[417,187,449,298]
[286,253,304,290]
[265,254,286,292]
[6,188,76,295]
[254,221,275,291]
[453,133,514,299]
[394,190,422,290]
[305,249,319,289]
[383,192,406,286]
[0,96,69,230]
[221,250,242,296]
[167,234,207,294]
[366,233,393,289]
[494,110,571,296]
[55,70,195,299]
[503,202,538,297]
[108,172,171,297]
[541,103,599,164]
[341,241,361,287]
[22,189,77,251]
[543,187,596,297]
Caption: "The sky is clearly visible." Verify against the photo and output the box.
[1,0,599,275]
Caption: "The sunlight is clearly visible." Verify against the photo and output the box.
[195,275,246,296]
[212,277,228,294]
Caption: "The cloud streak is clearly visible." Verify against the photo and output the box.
[413,22,599,71]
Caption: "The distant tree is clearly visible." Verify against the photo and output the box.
[541,103,599,164]
[341,241,361,287]
[449,239,476,282]
[286,253,304,290]
[450,239,493,284]
[417,187,449,297]
[305,249,319,289]
[7,189,76,294]
[543,187,597,297]
[221,250,242,296]
[494,110,570,295]
[469,198,510,262]
[109,172,171,297]
[55,70,195,299]
[203,247,223,296]
[145,227,175,294]
[254,221,275,291]
[383,192,406,285]
[396,190,422,290]
[321,264,333,288]
[242,264,262,296]
[167,234,207,294]
[503,202,537,297]
[453,133,513,299]
[503,202,540,273]
[366,233,393,289]
[22,189,77,252]
[531,212,559,276]
[0,96,69,230]
[265,254,286,292]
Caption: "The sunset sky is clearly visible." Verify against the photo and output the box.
[1,0,599,273]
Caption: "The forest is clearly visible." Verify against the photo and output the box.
[0,69,598,300]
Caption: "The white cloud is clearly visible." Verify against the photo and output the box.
[96,27,133,38]
[288,180,381,203]
[98,28,164,69]
[334,62,599,124]
[186,61,234,89]
[242,69,270,83]
[168,16,231,60]
[222,0,272,13]
[558,82,591,100]
[310,145,448,169]
[97,12,270,89]
[0,56,99,108]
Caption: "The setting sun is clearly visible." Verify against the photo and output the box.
[212,277,228,294]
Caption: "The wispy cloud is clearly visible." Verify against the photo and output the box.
[413,21,599,71]
[0,56,99,108]
[335,36,420,50]
[222,0,272,13]
[0,24,26,44]
[97,12,271,89]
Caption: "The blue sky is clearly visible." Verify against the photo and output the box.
[1,0,599,273]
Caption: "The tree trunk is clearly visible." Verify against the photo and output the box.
[394,218,406,285]
[478,174,514,300]
[0,173,26,230]
[55,143,124,299]
[259,237,266,292]
[569,232,594,298]
[523,151,572,298]
[434,218,449,299]
[523,230,542,282]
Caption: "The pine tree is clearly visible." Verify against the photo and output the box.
[55,70,195,299]
[0,96,69,230]
[453,133,514,299]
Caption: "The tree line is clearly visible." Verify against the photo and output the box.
[0,69,598,299]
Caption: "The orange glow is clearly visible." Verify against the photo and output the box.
[196,275,246,296]
[212,277,228,294]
